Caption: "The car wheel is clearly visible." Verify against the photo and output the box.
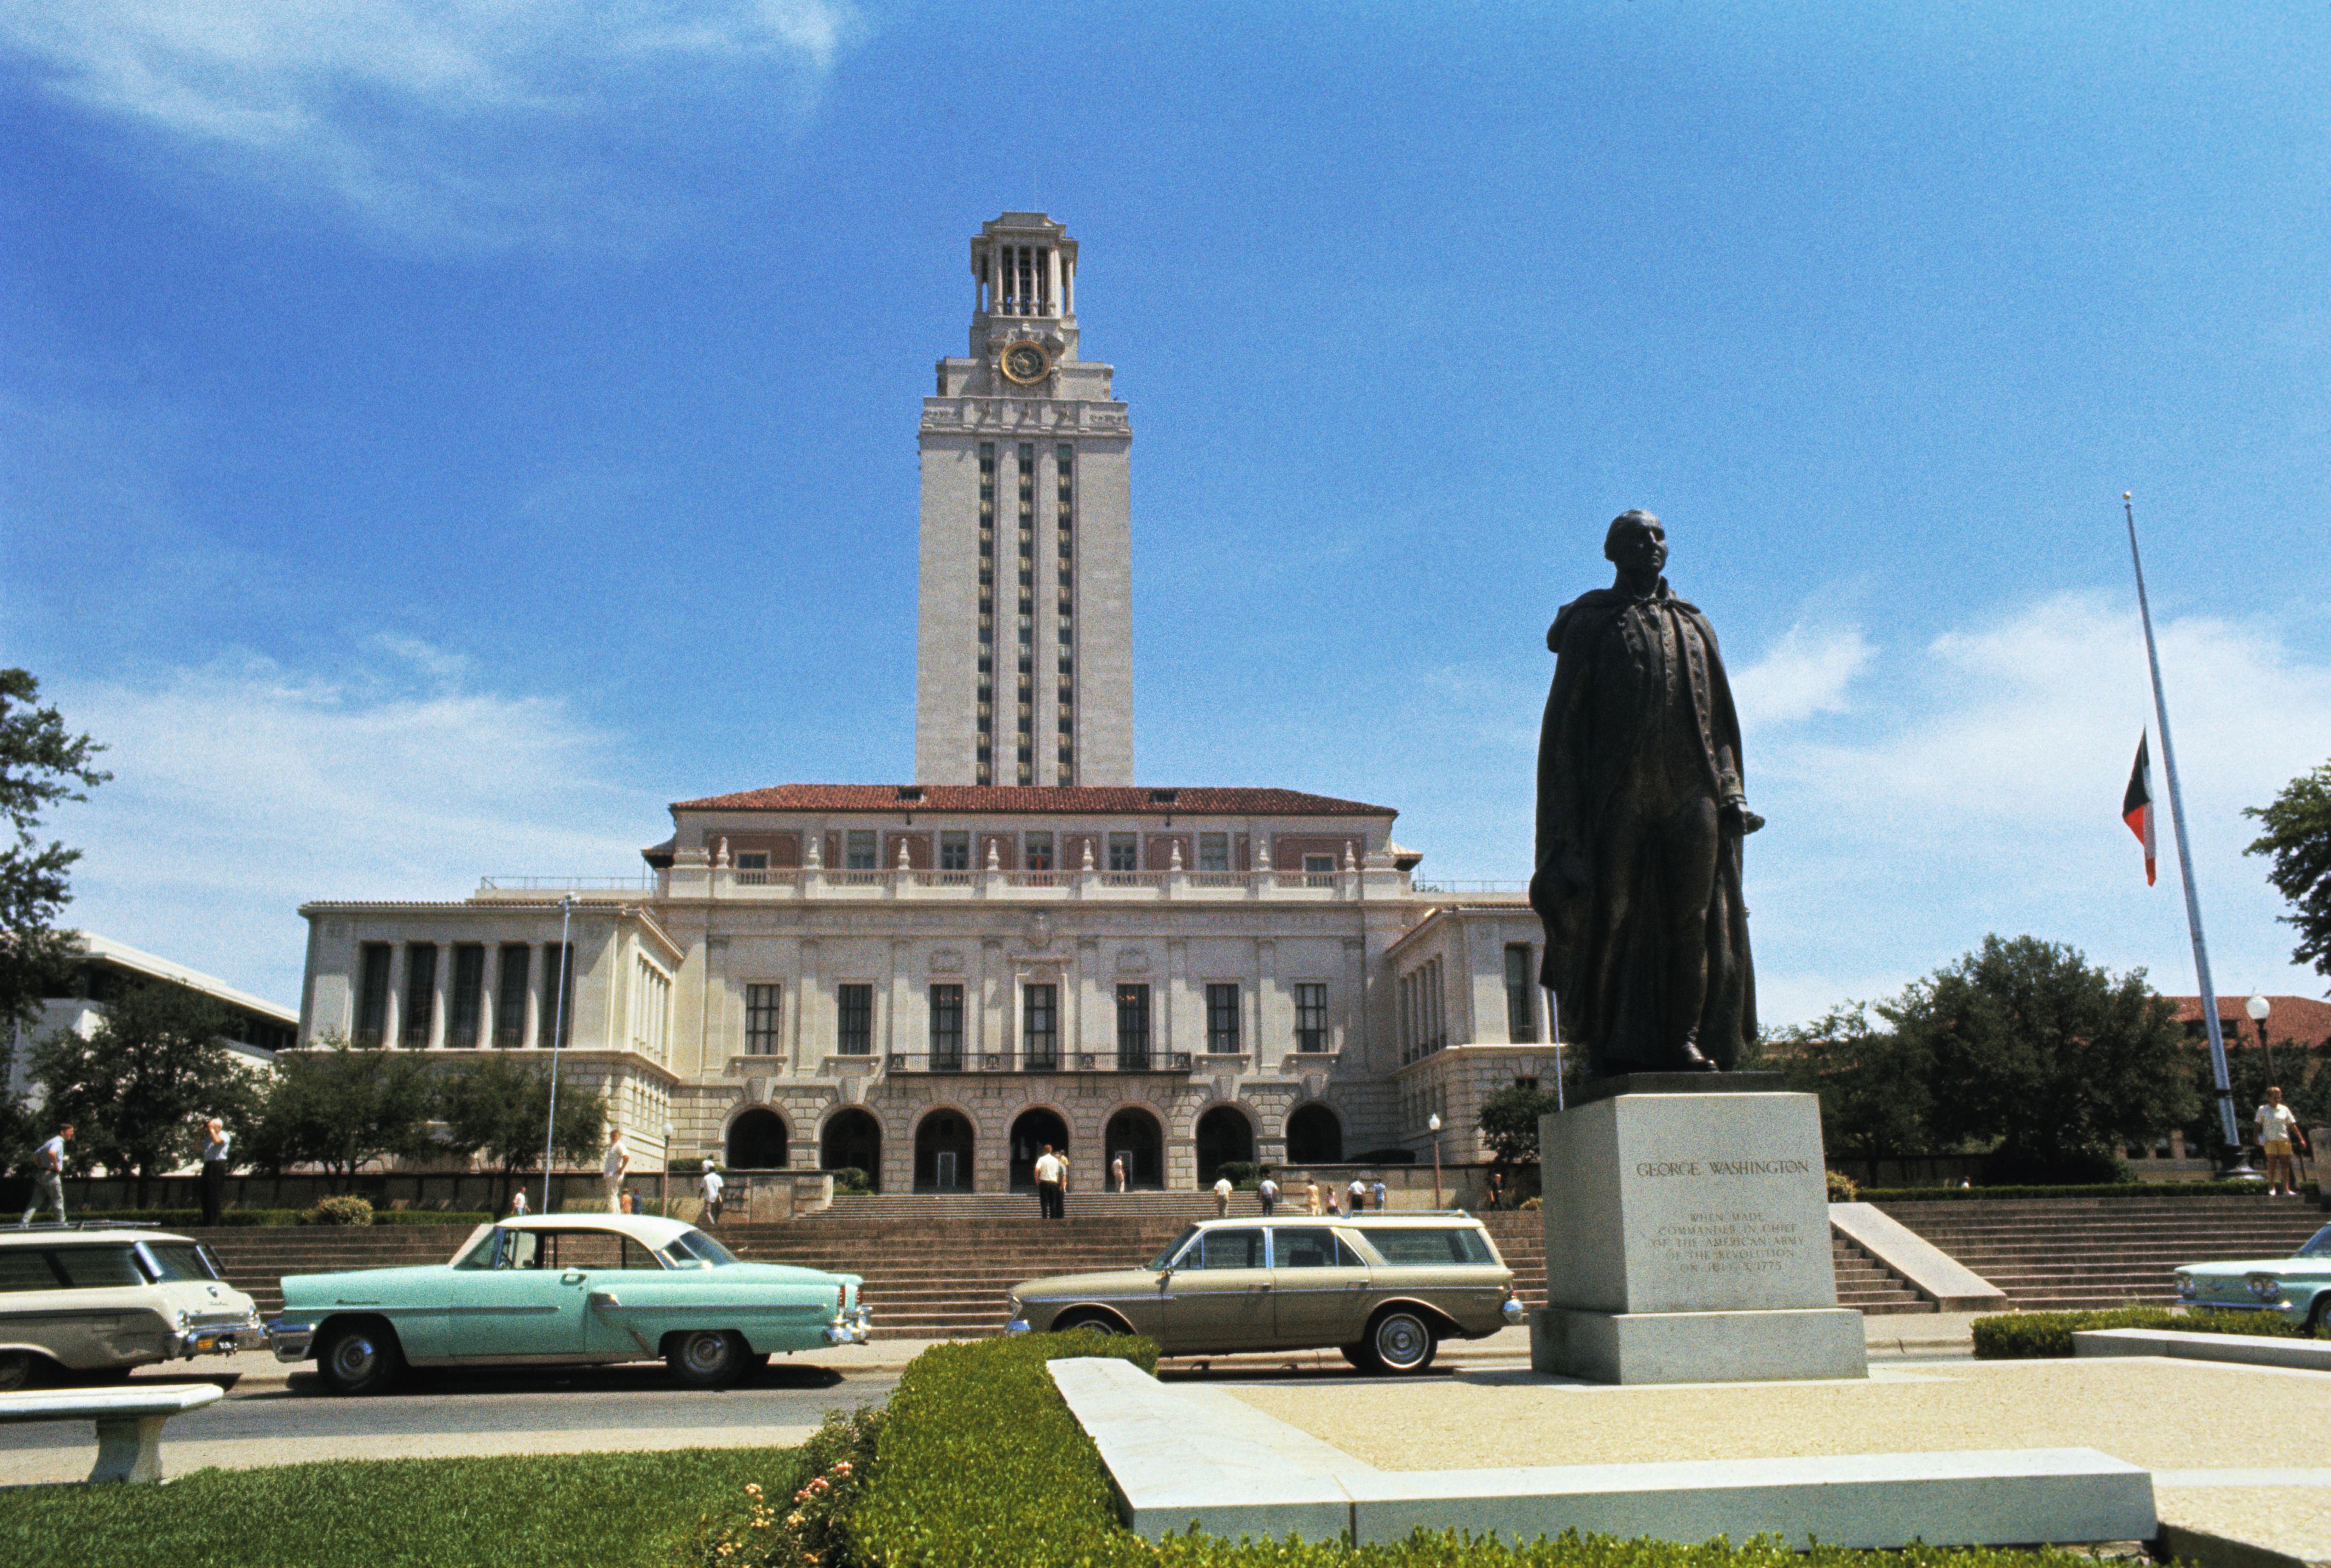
[317,1322,404,1396]
[1056,1311,1126,1336]
[1369,1309,1438,1374]
[2307,1298,2331,1339]
[1338,1341,1377,1373]
[666,1329,753,1389]
[0,1350,37,1392]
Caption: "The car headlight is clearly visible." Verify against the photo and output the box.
[175,1309,190,1329]
[2175,1272,2196,1299]
[2247,1273,2284,1303]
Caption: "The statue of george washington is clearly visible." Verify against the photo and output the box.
[1530,511,1761,1077]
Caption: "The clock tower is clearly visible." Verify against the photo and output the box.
[915,213,1133,787]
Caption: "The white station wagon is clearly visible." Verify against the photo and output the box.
[0,1224,265,1389]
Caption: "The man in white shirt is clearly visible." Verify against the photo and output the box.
[2257,1088,2309,1197]
[200,1117,233,1226]
[603,1128,631,1214]
[1212,1173,1233,1217]
[1348,1177,1369,1213]
[18,1124,71,1226]
[700,1162,725,1225]
[1257,1172,1280,1215]
[1033,1145,1065,1220]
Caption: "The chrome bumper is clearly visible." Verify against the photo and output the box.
[1501,1295,1528,1326]
[266,1319,315,1362]
[822,1307,873,1346]
[171,1313,266,1359]
[1005,1318,1032,1335]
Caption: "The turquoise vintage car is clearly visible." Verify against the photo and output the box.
[2177,1222,2331,1333]
[267,1214,868,1393]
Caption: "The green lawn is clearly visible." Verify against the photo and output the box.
[0,1445,802,1568]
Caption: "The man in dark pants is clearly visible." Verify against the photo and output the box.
[1034,1144,1065,1219]
[199,1116,232,1226]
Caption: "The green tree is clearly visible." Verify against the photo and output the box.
[2247,760,2331,983]
[1769,1002,1935,1169]
[245,1031,438,1184]
[0,669,109,1036]
[1899,934,2196,1184]
[1478,1083,1563,1170]
[439,1052,607,1210]
[30,981,260,1206]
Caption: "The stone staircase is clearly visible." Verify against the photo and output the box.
[1876,1195,2328,1311]
[203,1225,481,1318]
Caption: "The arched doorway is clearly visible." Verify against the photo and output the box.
[1285,1102,1342,1166]
[1103,1108,1164,1190]
[914,1109,974,1193]
[821,1109,882,1191]
[1009,1108,1070,1192]
[726,1108,789,1171]
[1194,1104,1254,1186]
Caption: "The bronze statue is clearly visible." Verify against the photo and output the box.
[1530,511,1761,1077]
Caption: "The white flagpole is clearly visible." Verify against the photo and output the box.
[540,894,575,1212]
[2124,494,2240,1151]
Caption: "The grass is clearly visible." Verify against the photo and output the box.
[0,1445,804,1568]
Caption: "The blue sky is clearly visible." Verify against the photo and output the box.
[4,1,2328,1025]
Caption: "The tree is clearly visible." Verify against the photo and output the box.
[0,669,109,1035]
[1768,1003,1934,1170]
[30,981,260,1206]
[1897,935,2196,1184]
[1478,1084,1563,1170]
[2247,760,2331,983]
[245,1031,437,1184]
[439,1053,607,1210]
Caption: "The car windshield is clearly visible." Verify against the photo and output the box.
[1151,1224,1198,1270]
[659,1228,742,1269]
[140,1243,220,1283]
[2299,1225,2331,1259]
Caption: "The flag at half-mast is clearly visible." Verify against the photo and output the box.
[2123,733,2158,886]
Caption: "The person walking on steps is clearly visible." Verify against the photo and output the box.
[1213,1173,1233,1217]
[18,1124,70,1226]
[1257,1171,1279,1215]
[2258,1087,2309,1197]
[1034,1144,1065,1220]
[1111,1154,1126,1194]
[199,1116,232,1226]
[603,1127,632,1214]
[700,1161,725,1225]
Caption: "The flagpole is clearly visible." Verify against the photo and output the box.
[2123,493,2240,1152]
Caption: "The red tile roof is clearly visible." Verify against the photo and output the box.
[668,784,1397,817]
[2170,994,2331,1044]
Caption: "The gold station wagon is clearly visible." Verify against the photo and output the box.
[1006,1212,1525,1372]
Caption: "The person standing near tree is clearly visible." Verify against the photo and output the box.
[199,1116,231,1226]
[700,1161,724,1225]
[603,1126,631,1214]
[17,1124,70,1226]
[2258,1087,2309,1197]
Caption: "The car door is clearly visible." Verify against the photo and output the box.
[1159,1226,1271,1353]
[576,1234,677,1360]
[1267,1226,1371,1349]
[451,1226,592,1360]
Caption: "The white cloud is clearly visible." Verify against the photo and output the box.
[1734,623,1871,730]
[45,645,666,1008]
[0,0,860,247]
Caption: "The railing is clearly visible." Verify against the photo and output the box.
[678,867,1392,901]
[478,875,657,892]
[886,1050,1194,1074]
[1410,880,1529,895]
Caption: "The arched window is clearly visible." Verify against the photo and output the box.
[1103,1108,1164,1190]
[915,1110,974,1193]
[1285,1102,1342,1166]
[821,1109,882,1191]
[1194,1105,1254,1185]
[726,1108,789,1171]
[1009,1108,1070,1191]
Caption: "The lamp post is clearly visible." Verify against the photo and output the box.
[2247,993,2277,1087]
[539,894,575,1215]
[1428,1113,1443,1208]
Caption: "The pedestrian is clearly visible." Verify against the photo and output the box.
[1212,1172,1233,1217]
[1348,1177,1369,1213]
[2258,1087,2309,1197]
[1372,1177,1387,1213]
[199,1116,232,1226]
[509,1188,530,1217]
[1111,1154,1126,1194]
[1034,1143,1065,1220]
[700,1161,725,1225]
[18,1123,70,1226]
[1258,1171,1280,1215]
[1306,1177,1322,1216]
[603,1126,631,1214]
[1486,1170,1505,1210]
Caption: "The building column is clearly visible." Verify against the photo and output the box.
[793,940,818,1074]
[980,939,1003,1067]
[1254,938,1278,1069]
[1164,938,1187,1061]
[383,943,405,1050]
[478,944,499,1052]
[427,944,448,1051]
[886,939,908,1060]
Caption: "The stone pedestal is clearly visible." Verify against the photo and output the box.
[1531,1086,1867,1384]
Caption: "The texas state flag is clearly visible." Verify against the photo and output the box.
[2123,733,2157,886]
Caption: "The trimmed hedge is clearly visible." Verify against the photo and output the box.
[1861,1182,2275,1202]
[1973,1306,2309,1359]
[842,1331,2114,1566]
[55,1209,494,1229]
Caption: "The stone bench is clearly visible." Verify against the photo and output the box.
[0,1384,224,1484]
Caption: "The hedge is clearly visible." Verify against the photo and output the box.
[1860,1182,2276,1202]
[1972,1306,2310,1359]
[834,1331,2113,1567]
[53,1210,494,1229]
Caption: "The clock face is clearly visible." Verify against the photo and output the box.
[1002,344,1049,384]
